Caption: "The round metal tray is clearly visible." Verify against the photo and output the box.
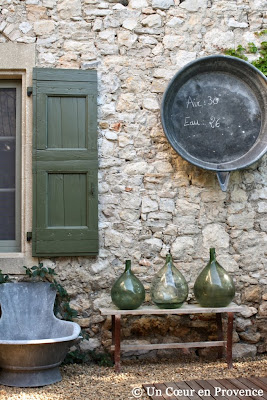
[161,55,267,183]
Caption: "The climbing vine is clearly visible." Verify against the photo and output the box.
[23,263,78,321]
[0,270,10,284]
[224,32,267,76]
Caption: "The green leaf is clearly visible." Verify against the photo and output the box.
[0,269,10,283]
[224,42,267,76]
[224,47,248,60]
[248,42,257,53]
[48,268,57,276]
[255,29,267,36]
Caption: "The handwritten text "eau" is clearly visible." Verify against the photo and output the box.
[184,116,220,128]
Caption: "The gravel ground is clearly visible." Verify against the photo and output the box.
[0,355,266,400]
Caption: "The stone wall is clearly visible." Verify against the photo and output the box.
[0,0,266,359]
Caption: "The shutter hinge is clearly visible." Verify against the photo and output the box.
[27,87,33,97]
[26,232,32,242]
[91,183,95,197]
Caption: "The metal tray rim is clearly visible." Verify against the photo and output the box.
[161,54,267,172]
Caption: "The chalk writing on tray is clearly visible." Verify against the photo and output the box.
[186,95,220,108]
[183,95,221,129]
[184,116,221,128]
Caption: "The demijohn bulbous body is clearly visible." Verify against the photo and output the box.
[194,248,235,307]
[111,260,145,310]
[151,253,188,309]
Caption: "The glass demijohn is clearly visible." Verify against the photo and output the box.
[193,248,235,307]
[111,260,145,310]
[151,253,188,309]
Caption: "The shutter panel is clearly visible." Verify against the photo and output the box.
[32,68,98,256]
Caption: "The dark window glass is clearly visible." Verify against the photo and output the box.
[0,192,15,240]
[0,88,16,240]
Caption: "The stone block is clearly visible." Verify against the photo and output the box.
[26,5,49,20]
[80,338,101,351]
[180,0,207,12]
[19,22,32,34]
[142,97,160,111]
[39,52,56,64]
[142,197,158,213]
[104,229,123,247]
[230,188,248,202]
[175,50,197,69]
[144,237,163,252]
[74,318,90,328]
[227,211,255,230]
[216,254,239,273]
[202,223,229,250]
[240,306,258,318]
[228,18,248,28]
[171,236,195,259]
[232,343,257,359]
[120,209,140,222]
[43,0,56,8]
[123,161,148,175]
[116,93,139,111]
[163,34,183,50]
[160,198,175,213]
[85,8,112,17]
[239,329,261,344]
[166,17,184,28]
[175,199,200,214]
[34,20,55,35]
[204,28,234,50]
[259,302,267,316]
[117,31,138,47]
[151,80,166,93]
[258,201,267,213]
[142,14,162,27]
[130,0,148,8]
[242,286,262,303]
[0,22,7,32]
[235,317,252,332]
[89,260,110,275]
[122,18,138,30]
[6,30,21,41]
[58,0,82,19]
[152,0,174,9]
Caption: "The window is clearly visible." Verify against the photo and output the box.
[0,81,21,253]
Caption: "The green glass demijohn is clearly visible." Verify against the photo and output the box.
[111,260,145,310]
[151,253,188,309]
[194,248,235,307]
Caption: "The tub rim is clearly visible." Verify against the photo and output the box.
[0,321,81,345]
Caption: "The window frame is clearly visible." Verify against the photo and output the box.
[0,80,21,253]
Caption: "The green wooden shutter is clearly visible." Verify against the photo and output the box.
[32,68,98,256]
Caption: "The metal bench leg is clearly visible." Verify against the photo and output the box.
[216,313,223,359]
[112,315,121,373]
[226,312,234,369]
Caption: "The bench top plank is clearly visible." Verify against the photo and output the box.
[100,302,244,316]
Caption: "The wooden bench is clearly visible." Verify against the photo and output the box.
[100,303,244,372]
